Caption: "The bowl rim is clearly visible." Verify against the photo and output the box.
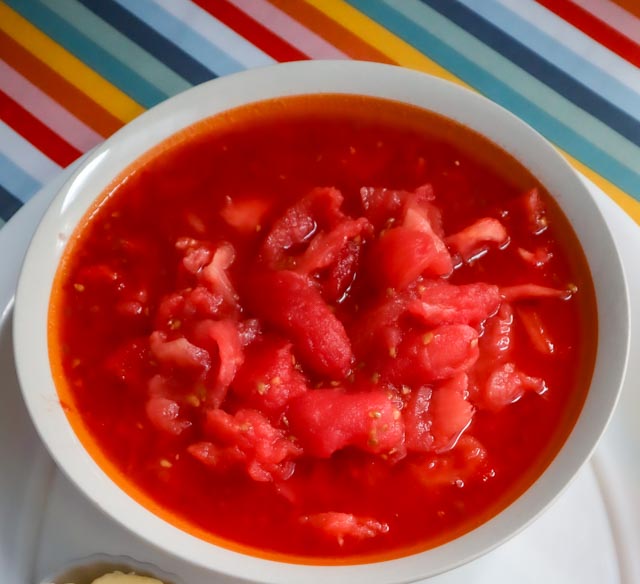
[13,60,631,584]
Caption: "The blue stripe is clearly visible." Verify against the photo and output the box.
[112,0,246,77]
[456,0,640,125]
[4,0,166,109]
[345,0,640,201]
[0,154,42,205]
[77,0,215,86]
[0,183,23,223]
[423,0,640,149]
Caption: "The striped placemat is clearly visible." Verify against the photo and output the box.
[1,0,639,230]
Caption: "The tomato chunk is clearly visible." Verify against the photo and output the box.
[404,373,474,454]
[220,195,272,233]
[232,336,308,414]
[146,396,192,436]
[386,325,479,385]
[192,408,302,482]
[261,187,346,267]
[480,363,546,411]
[479,303,514,362]
[287,389,405,458]
[446,217,508,262]
[408,281,500,327]
[192,319,244,407]
[500,284,571,303]
[246,270,353,379]
[301,512,389,545]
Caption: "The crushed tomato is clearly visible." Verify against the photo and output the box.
[51,95,597,561]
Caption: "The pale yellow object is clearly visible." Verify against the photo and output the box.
[62,571,164,584]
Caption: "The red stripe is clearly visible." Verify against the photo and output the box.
[191,0,308,62]
[536,0,640,67]
[0,89,82,167]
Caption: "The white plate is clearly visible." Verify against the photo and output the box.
[0,167,638,584]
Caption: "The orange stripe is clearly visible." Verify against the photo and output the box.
[267,0,395,64]
[0,30,122,138]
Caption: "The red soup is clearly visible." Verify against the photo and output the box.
[50,95,596,562]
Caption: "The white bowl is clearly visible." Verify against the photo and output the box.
[13,61,630,584]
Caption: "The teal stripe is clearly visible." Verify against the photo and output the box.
[0,153,42,204]
[5,0,167,108]
[39,0,191,97]
[346,0,640,201]
[388,0,640,177]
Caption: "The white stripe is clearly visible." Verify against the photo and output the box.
[569,0,640,45]
[496,0,640,96]
[150,0,275,69]
[0,120,61,184]
[0,60,102,152]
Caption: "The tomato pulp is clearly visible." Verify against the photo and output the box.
[50,95,597,562]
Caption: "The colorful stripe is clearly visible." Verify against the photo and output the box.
[536,0,640,67]
[3,0,168,108]
[344,0,640,199]
[192,0,309,62]
[0,90,81,168]
[77,0,214,85]
[231,0,347,59]
[432,0,640,146]
[152,0,274,69]
[39,0,192,97]
[0,3,144,123]
[0,60,102,152]
[0,0,639,226]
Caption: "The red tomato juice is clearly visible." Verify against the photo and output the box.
[49,95,597,562]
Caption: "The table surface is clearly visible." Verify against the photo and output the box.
[0,0,639,230]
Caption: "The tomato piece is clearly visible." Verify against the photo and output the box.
[192,319,244,407]
[517,246,552,267]
[220,195,272,233]
[403,373,473,454]
[520,187,548,234]
[408,280,500,327]
[500,284,571,303]
[232,336,308,414]
[194,408,302,482]
[301,512,389,545]
[371,199,452,289]
[429,373,474,452]
[322,238,361,303]
[246,270,353,379]
[294,217,370,276]
[479,303,514,362]
[201,242,239,310]
[480,363,546,411]
[385,325,479,385]
[516,307,555,354]
[287,389,405,458]
[359,183,435,229]
[145,396,192,436]
[261,187,345,267]
[149,331,211,374]
[403,386,435,453]
[445,217,508,262]
[410,435,489,489]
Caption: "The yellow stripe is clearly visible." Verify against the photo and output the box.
[305,0,640,225]
[0,3,144,123]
